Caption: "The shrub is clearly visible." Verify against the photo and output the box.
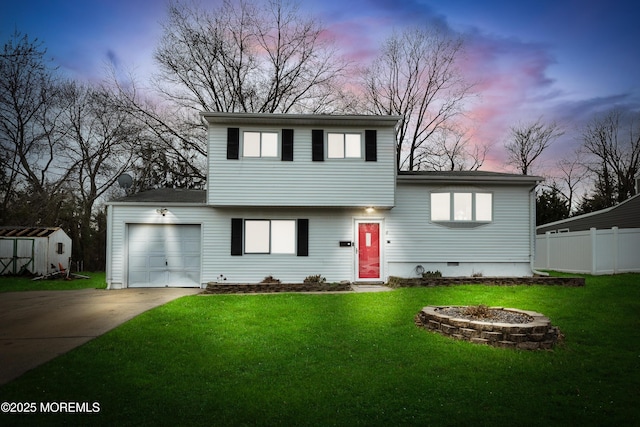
[303,274,326,284]
[260,275,281,284]
[422,270,442,278]
[463,304,492,319]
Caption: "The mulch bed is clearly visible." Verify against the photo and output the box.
[388,276,585,287]
[204,282,352,294]
[435,306,534,323]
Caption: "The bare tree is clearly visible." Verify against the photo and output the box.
[416,125,486,171]
[553,150,587,213]
[0,31,74,224]
[505,118,564,175]
[580,109,640,205]
[111,0,350,188]
[155,0,348,114]
[361,27,474,171]
[59,81,143,266]
[108,72,208,189]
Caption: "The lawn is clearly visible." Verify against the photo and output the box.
[0,272,106,292]
[1,274,639,426]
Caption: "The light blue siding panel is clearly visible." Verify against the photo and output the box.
[386,183,533,263]
[203,207,359,283]
[207,125,396,207]
[109,205,365,284]
[108,182,535,285]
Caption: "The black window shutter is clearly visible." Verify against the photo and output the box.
[227,128,240,160]
[365,129,377,162]
[312,130,324,161]
[297,219,309,256]
[282,129,294,161]
[231,218,243,255]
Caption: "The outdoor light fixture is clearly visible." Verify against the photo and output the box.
[365,207,375,213]
[156,208,168,216]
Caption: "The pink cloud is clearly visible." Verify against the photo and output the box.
[454,31,562,171]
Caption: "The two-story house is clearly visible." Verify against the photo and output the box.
[105,113,541,288]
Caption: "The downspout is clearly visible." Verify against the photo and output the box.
[105,204,113,289]
[529,182,548,276]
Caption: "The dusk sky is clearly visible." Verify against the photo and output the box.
[3,0,639,174]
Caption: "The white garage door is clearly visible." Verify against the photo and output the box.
[128,224,201,287]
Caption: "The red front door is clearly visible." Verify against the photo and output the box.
[358,222,380,279]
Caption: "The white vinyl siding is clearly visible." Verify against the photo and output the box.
[393,184,531,263]
[107,205,362,286]
[208,125,395,207]
[106,181,535,286]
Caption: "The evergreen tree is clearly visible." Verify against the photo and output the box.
[536,188,570,225]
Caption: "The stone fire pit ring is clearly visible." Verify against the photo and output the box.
[415,306,562,350]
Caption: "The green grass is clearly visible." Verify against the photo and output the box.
[0,271,106,292]
[1,273,639,426]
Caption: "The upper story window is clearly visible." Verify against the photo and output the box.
[431,192,493,222]
[327,133,361,158]
[243,131,278,157]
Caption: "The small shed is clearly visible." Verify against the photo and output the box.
[0,227,72,275]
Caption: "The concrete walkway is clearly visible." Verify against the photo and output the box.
[351,284,393,292]
[0,287,201,385]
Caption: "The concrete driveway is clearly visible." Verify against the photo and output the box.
[0,287,201,385]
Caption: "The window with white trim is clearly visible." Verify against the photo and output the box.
[327,133,361,158]
[243,131,278,157]
[244,220,296,254]
[430,192,493,222]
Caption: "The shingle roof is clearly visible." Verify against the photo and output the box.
[0,227,63,238]
[397,170,542,185]
[110,189,206,204]
[201,112,403,127]
[536,193,640,233]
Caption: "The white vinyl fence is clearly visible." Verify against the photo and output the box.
[535,227,640,275]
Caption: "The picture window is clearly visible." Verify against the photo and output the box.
[244,220,296,254]
[430,192,493,222]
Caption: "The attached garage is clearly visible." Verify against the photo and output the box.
[105,189,207,289]
[127,224,201,288]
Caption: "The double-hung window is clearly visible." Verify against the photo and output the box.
[431,192,493,222]
[327,133,361,158]
[243,131,278,158]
